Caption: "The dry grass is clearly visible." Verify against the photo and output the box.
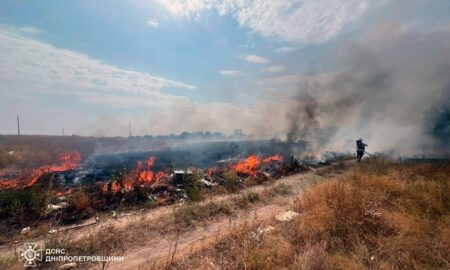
[4,182,294,269]
[174,201,235,226]
[262,183,292,197]
[0,254,18,270]
[173,184,292,226]
[315,161,348,177]
[33,224,125,269]
[163,157,450,270]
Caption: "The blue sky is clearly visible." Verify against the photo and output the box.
[0,0,448,137]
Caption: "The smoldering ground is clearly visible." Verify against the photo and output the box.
[287,24,450,156]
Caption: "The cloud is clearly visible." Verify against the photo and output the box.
[0,25,290,137]
[262,65,285,73]
[219,70,242,77]
[155,0,212,17]
[0,26,195,109]
[147,18,160,28]
[156,0,373,44]
[259,73,333,87]
[17,26,43,35]
[244,54,270,64]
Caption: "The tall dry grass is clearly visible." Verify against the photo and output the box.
[164,157,450,270]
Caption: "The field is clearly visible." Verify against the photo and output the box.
[159,158,450,270]
[0,156,448,269]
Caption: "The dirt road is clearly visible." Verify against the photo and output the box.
[105,165,350,270]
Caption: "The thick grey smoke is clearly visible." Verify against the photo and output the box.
[424,102,450,148]
[286,93,319,143]
[288,25,450,156]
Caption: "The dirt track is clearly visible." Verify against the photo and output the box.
[103,165,351,270]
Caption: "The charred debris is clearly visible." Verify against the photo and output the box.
[0,140,348,229]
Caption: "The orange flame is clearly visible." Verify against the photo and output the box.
[53,188,74,197]
[103,156,168,193]
[26,151,81,187]
[0,151,81,190]
[137,157,167,183]
[232,155,261,176]
[263,154,284,163]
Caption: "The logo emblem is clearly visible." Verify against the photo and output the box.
[18,243,42,267]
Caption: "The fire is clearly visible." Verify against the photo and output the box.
[232,155,261,176]
[228,154,284,177]
[139,170,154,182]
[108,181,122,193]
[26,151,81,187]
[206,167,219,176]
[263,154,284,163]
[0,179,19,189]
[137,157,167,183]
[103,156,168,193]
[154,171,168,181]
[53,188,74,197]
[0,151,81,190]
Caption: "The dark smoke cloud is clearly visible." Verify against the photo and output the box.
[286,93,319,143]
[424,102,450,148]
[288,24,450,156]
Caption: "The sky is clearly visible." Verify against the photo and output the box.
[0,0,449,145]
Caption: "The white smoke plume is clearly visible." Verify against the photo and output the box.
[287,24,450,156]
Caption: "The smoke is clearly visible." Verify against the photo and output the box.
[87,100,290,139]
[287,24,450,156]
[86,23,450,159]
[287,93,319,143]
[424,102,450,148]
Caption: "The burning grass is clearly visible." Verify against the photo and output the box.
[162,157,450,270]
[0,150,305,238]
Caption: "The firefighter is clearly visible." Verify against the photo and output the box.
[356,138,367,161]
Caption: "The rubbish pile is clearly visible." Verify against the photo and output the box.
[52,154,307,220]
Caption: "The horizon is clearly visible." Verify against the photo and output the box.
[1,0,449,155]
[0,2,449,269]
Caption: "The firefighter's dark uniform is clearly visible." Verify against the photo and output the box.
[356,139,367,161]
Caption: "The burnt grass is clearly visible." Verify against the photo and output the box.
[162,157,450,270]
[0,158,298,244]
[0,136,313,239]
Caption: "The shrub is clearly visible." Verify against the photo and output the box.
[71,189,91,211]
[62,188,94,223]
[235,191,260,208]
[223,170,240,193]
[271,183,292,196]
[185,168,204,202]
[0,185,48,227]
[173,201,234,226]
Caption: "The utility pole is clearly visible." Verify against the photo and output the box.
[17,115,20,136]
[62,128,64,136]
[128,123,132,137]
